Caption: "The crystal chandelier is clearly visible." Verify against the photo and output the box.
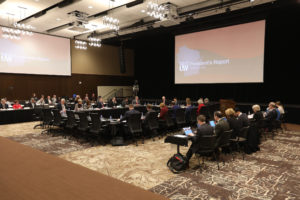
[1,27,21,40]
[88,37,101,47]
[13,23,34,36]
[74,40,87,50]
[102,16,120,31]
[146,1,166,20]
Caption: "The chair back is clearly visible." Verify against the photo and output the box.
[196,135,217,152]
[77,112,89,130]
[238,126,249,139]
[34,107,44,120]
[165,110,175,127]
[175,108,185,124]
[199,106,210,119]
[66,110,77,128]
[128,113,142,133]
[190,107,197,124]
[52,109,62,126]
[42,109,53,125]
[218,129,233,148]
[147,111,159,130]
[90,113,102,131]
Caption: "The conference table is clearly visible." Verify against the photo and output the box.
[0,108,35,125]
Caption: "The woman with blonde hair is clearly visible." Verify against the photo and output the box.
[252,104,264,122]
[225,108,242,138]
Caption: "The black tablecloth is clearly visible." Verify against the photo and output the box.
[0,109,35,125]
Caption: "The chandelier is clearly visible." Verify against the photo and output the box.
[74,40,87,50]
[1,27,21,40]
[102,16,120,31]
[88,37,101,47]
[146,1,166,20]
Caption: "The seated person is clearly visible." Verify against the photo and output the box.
[185,99,193,123]
[252,104,264,122]
[132,96,140,105]
[170,101,180,121]
[0,98,9,109]
[97,96,104,108]
[234,107,249,127]
[122,97,129,107]
[27,98,36,109]
[161,96,168,105]
[173,97,178,105]
[119,104,140,122]
[158,103,168,120]
[214,111,230,140]
[84,99,93,110]
[265,102,278,121]
[185,115,214,165]
[74,95,80,104]
[197,98,205,116]
[13,100,22,110]
[91,93,96,102]
[45,96,52,104]
[204,98,210,106]
[143,104,156,127]
[56,98,67,117]
[225,108,242,138]
[276,101,285,115]
[32,93,38,101]
[36,96,45,106]
[74,99,84,112]
[52,95,57,104]
[109,97,118,108]
[82,96,89,105]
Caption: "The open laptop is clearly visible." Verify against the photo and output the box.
[209,120,216,127]
[183,127,193,135]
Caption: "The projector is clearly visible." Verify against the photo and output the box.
[68,10,89,24]
[153,3,179,28]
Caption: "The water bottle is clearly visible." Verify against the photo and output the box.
[100,115,103,120]
[110,115,112,120]
[120,114,122,119]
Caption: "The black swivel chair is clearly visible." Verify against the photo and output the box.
[190,107,198,126]
[217,129,234,164]
[41,109,53,135]
[77,112,90,142]
[175,108,186,129]
[144,111,160,140]
[89,113,106,145]
[65,110,78,138]
[195,135,219,172]
[51,109,65,135]
[127,113,143,146]
[230,126,250,160]
[33,106,44,129]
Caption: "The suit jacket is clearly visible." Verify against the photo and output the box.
[171,105,180,119]
[56,103,67,111]
[109,101,118,107]
[122,100,129,107]
[185,105,193,122]
[27,102,36,109]
[120,109,140,122]
[191,123,214,153]
[238,113,250,127]
[227,117,243,138]
[0,103,8,109]
[253,111,264,122]
[265,109,277,121]
[143,109,155,125]
[215,118,230,139]
[45,99,52,104]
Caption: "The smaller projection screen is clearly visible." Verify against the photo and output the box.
[175,20,266,84]
[0,28,71,76]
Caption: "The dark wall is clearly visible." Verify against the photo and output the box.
[132,2,300,104]
[0,73,134,100]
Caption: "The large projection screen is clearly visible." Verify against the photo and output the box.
[175,20,265,84]
[0,28,71,76]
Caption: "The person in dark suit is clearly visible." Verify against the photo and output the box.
[132,96,140,105]
[122,97,129,107]
[265,102,278,124]
[109,97,118,108]
[45,96,52,104]
[27,98,36,109]
[186,115,214,164]
[0,98,9,109]
[143,104,156,128]
[225,108,242,138]
[56,98,67,117]
[214,111,230,140]
[185,99,193,123]
[170,101,180,121]
[119,104,140,122]
[97,96,104,109]
[234,107,249,127]
[32,93,38,102]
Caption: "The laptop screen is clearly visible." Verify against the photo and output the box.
[183,127,193,135]
[209,120,216,127]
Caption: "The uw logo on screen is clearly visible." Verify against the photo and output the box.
[179,64,189,71]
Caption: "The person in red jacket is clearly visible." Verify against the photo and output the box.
[158,103,168,120]
[13,100,22,109]
[197,98,205,115]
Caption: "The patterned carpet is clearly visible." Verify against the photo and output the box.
[1,122,300,199]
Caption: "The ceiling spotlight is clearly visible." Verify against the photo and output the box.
[250,0,255,2]
[74,40,87,50]
[88,5,93,9]
[141,9,145,13]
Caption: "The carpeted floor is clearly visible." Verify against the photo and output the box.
[1,122,300,199]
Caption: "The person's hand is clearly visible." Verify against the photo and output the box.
[117,119,120,122]
[188,133,195,136]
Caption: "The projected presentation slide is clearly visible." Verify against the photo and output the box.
[175,20,265,84]
[0,29,71,76]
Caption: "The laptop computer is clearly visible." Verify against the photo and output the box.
[209,120,216,127]
[183,127,193,135]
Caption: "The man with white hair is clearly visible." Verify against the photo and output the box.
[265,102,278,121]
[0,98,8,109]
